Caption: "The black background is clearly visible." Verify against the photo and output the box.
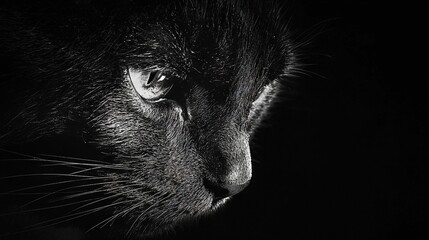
[0,1,427,240]
[170,1,428,239]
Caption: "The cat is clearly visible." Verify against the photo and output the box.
[0,0,298,239]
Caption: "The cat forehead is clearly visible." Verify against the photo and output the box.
[125,10,287,87]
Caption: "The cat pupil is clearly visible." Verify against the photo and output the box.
[147,71,159,86]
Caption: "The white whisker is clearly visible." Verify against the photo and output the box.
[0,173,111,180]
[89,190,165,232]
[0,198,98,217]
[86,199,138,232]
[6,204,115,236]
[19,180,117,208]
[6,178,109,194]
[38,153,112,164]
[68,191,131,214]
[126,192,171,236]
[1,158,131,171]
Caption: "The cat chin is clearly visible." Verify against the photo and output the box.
[116,195,230,238]
[125,198,230,238]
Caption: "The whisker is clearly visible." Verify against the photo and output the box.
[51,187,107,202]
[126,192,172,236]
[19,181,139,210]
[0,148,131,171]
[0,158,70,163]
[97,201,144,231]
[90,190,165,232]
[70,166,104,175]
[3,204,115,237]
[67,189,139,214]
[18,179,115,208]
[43,162,132,171]
[0,173,111,180]
[0,192,65,195]
[290,68,327,80]
[38,153,112,164]
[98,202,142,230]
[0,198,98,217]
[52,182,141,203]
[1,158,131,171]
[40,163,85,171]
[86,199,138,232]
[0,148,40,160]
[86,197,144,232]
[6,178,109,194]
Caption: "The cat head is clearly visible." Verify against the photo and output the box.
[0,0,297,237]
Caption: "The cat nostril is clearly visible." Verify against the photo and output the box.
[203,178,249,202]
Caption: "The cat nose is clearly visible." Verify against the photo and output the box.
[204,178,250,201]
[201,131,252,201]
[203,149,252,201]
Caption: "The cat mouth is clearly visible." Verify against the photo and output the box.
[203,178,249,209]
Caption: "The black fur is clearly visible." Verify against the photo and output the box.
[0,0,297,239]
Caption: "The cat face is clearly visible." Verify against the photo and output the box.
[0,0,296,237]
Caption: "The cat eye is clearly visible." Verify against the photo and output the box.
[127,67,174,102]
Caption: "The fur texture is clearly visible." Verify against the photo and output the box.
[0,0,297,238]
